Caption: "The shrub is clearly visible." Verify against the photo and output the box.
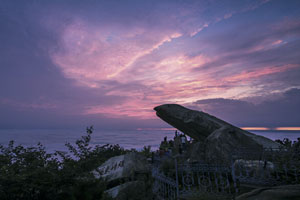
[0,126,127,200]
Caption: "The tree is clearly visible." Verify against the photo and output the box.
[0,126,126,200]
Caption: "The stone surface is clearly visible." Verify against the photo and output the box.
[154,104,280,149]
[236,184,300,200]
[93,152,150,182]
[188,141,206,162]
[154,104,222,141]
[105,181,140,199]
[204,126,263,163]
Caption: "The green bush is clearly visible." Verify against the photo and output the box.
[140,145,152,158]
[275,137,300,150]
[274,137,300,163]
[0,126,127,200]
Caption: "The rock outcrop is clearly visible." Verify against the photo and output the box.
[236,184,300,200]
[204,126,263,163]
[93,152,151,199]
[154,104,281,163]
[154,104,222,141]
[105,181,145,199]
[93,152,150,182]
[154,104,280,149]
[188,141,206,162]
[105,181,139,199]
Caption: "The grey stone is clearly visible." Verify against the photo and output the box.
[93,152,150,182]
[154,104,280,149]
[188,141,206,162]
[204,126,263,163]
[154,104,281,164]
[154,104,222,141]
[105,181,140,199]
[236,184,300,200]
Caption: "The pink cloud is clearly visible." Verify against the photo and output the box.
[84,99,156,119]
[51,19,182,88]
[224,64,298,83]
[48,2,299,120]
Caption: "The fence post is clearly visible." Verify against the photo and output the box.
[174,156,179,200]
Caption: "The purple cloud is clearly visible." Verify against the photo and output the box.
[0,0,299,129]
[190,88,300,127]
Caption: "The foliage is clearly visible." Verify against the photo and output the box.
[0,126,127,200]
[274,137,300,162]
[275,137,300,150]
[140,145,152,158]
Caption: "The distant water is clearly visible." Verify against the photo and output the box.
[0,129,299,153]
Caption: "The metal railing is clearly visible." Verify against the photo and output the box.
[151,147,300,200]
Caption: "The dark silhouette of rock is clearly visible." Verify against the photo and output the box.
[188,141,206,162]
[94,152,150,199]
[236,184,300,200]
[105,181,139,198]
[111,180,152,200]
[105,181,147,199]
[154,104,280,149]
[154,104,281,163]
[154,104,222,141]
[205,126,263,163]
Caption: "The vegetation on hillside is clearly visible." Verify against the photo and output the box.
[1,125,299,200]
[0,126,130,200]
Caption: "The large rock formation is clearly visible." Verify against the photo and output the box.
[154,104,281,163]
[154,104,222,141]
[93,152,151,199]
[154,104,280,149]
[105,181,146,199]
[205,126,263,163]
[93,152,150,182]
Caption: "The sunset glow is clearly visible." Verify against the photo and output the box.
[0,1,299,129]
[274,127,300,131]
[241,127,271,131]
[242,127,300,131]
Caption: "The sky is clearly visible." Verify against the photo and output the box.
[0,0,300,130]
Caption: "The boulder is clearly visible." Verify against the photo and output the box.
[105,181,143,199]
[93,152,150,182]
[204,126,263,163]
[94,153,151,199]
[236,184,300,200]
[105,181,138,199]
[154,104,222,141]
[154,104,280,149]
[107,180,152,200]
[188,141,206,162]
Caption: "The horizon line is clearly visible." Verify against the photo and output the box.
[136,127,300,131]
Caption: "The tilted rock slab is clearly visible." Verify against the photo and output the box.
[154,104,280,161]
[154,104,279,147]
[154,104,222,141]
[205,126,263,163]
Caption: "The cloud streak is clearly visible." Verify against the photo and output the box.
[0,0,300,128]
[190,88,300,127]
